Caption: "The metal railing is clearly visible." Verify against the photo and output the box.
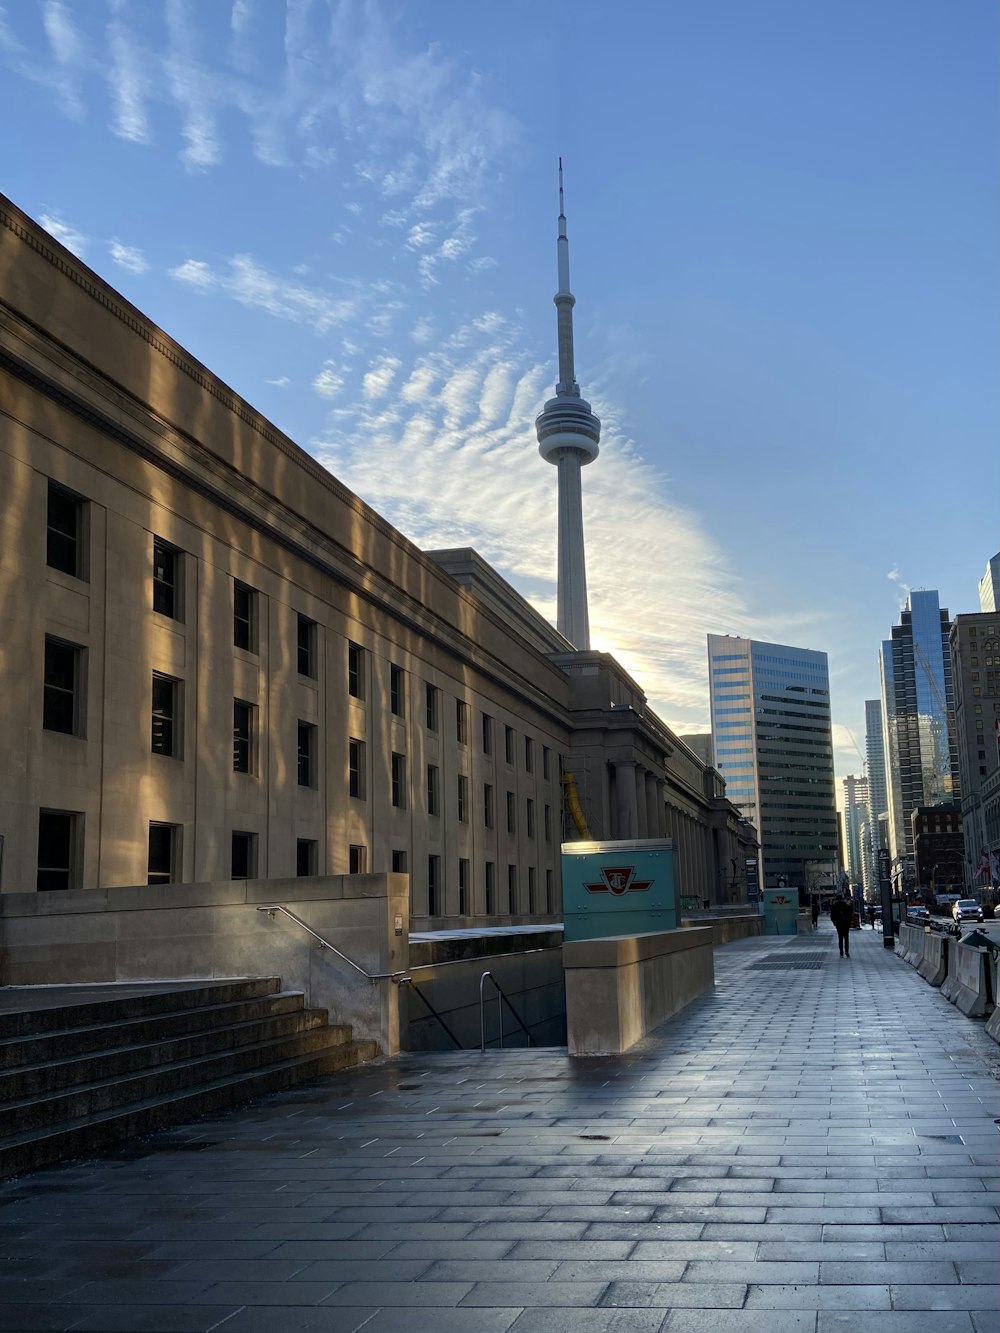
[255,905,408,985]
[405,982,464,1049]
[479,970,537,1052]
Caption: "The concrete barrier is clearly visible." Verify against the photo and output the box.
[940,940,992,1018]
[916,932,948,987]
[564,927,713,1055]
[896,923,925,968]
[680,913,763,945]
[0,875,409,1053]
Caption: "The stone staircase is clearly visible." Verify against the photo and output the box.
[0,977,377,1179]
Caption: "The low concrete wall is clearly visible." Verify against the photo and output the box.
[917,933,949,987]
[0,876,409,1053]
[940,940,993,1018]
[680,913,763,945]
[896,923,925,968]
[564,928,714,1055]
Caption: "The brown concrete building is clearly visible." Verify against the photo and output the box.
[949,613,1000,890]
[0,192,755,923]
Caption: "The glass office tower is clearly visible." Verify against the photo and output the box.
[707,635,839,891]
[879,590,960,864]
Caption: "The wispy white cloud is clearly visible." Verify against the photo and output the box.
[167,253,363,332]
[164,0,220,170]
[313,361,345,399]
[107,17,150,143]
[266,375,290,388]
[42,0,84,117]
[39,211,86,257]
[362,355,401,400]
[108,239,147,273]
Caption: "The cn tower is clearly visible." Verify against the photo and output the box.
[535,160,601,650]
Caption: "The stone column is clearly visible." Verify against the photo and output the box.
[615,761,638,840]
[645,773,660,839]
[636,767,648,839]
[656,780,667,837]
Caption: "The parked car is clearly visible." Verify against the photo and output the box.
[952,899,984,924]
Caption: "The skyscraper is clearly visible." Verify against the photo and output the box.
[535,162,600,650]
[979,552,1000,613]
[879,590,960,867]
[707,635,839,890]
[842,774,870,889]
[864,697,889,892]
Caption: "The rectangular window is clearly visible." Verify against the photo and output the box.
[390,664,405,716]
[456,699,468,745]
[231,831,257,880]
[428,854,441,916]
[526,798,535,839]
[546,868,552,912]
[348,642,365,699]
[459,858,470,915]
[297,615,317,678]
[349,738,366,799]
[528,866,537,914]
[46,482,85,578]
[233,581,257,652]
[233,700,253,773]
[484,782,494,829]
[544,803,552,842]
[296,839,318,876]
[505,725,515,765]
[297,721,316,787]
[151,673,180,757]
[427,764,440,816]
[152,538,181,620]
[147,823,178,885]
[525,736,534,773]
[392,849,408,874]
[457,773,469,823]
[425,683,439,731]
[482,713,494,755]
[37,809,82,892]
[507,863,517,912]
[506,791,515,834]
[348,844,367,874]
[43,637,82,735]
[542,746,551,780]
[485,860,495,914]
[391,752,407,808]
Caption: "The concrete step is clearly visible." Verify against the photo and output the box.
[0,1038,378,1180]
[0,977,282,1040]
[0,1026,359,1136]
[0,991,309,1069]
[0,1007,356,1102]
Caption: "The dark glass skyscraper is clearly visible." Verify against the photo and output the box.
[879,590,960,865]
[708,635,839,891]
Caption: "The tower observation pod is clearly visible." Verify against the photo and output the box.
[535,159,601,651]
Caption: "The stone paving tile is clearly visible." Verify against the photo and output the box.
[1,924,998,1328]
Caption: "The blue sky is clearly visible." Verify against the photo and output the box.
[2,0,996,788]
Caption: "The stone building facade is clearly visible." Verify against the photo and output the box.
[0,193,755,923]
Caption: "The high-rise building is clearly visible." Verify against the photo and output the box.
[879,591,960,871]
[707,635,839,890]
[949,612,1000,890]
[979,553,1000,613]
[863,697,889,893]
[842,774,870,889]
[535,162,600,650]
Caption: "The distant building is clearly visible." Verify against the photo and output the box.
[707,635,838,891]
[842,774,870,890]
[879,592,960,879]
[949,613,1000,891]
[978,553,1000,613]
[911,804,964,894]
[681,734,714,766]
[863,697,889,895]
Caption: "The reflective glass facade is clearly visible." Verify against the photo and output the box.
[879,590,960,863]
[708,635,838,890]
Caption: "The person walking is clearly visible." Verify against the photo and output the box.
[830,893,853,957]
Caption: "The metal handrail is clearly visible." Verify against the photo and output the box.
[255,905,408,985]
[480,971,503,1052]
[405,982,464,1049]
[406,945,560,975]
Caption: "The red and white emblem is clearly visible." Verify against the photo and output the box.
[584,865,653,896]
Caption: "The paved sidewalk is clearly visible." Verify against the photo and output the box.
[1,920,998,1332]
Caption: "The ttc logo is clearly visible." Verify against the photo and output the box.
[584,865,653,897]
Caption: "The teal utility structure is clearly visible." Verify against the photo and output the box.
[761,887,800,936]
[561,839,677,943]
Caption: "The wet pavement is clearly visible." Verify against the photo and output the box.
[1,919,998,1332]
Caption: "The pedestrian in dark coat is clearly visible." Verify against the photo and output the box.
[830,894,853,957]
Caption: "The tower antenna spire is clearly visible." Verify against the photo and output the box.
[535,159,601,650]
